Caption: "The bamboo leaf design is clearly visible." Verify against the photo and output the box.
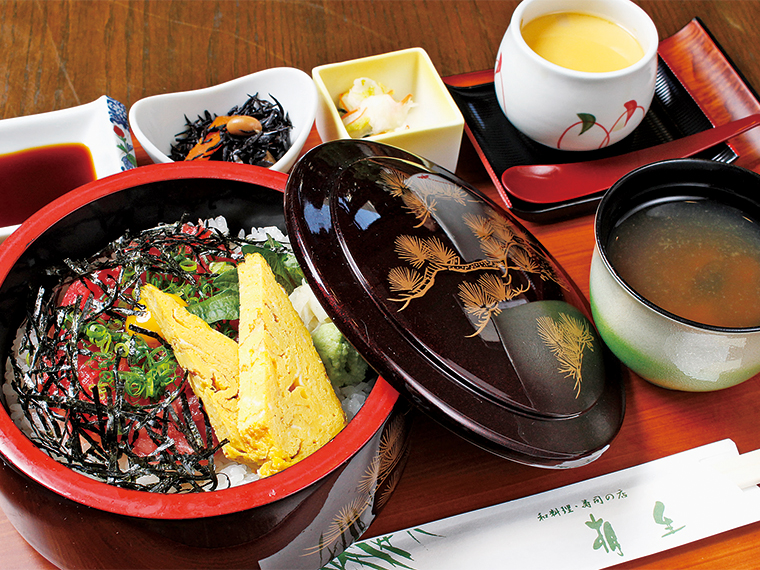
[322,529,443,570]
[355,542,416,568]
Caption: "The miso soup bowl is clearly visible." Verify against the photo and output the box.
[494,0,658,151]
[590,159,760,391]
[0,163,411,569]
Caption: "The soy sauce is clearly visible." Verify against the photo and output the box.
[0,143,96,226]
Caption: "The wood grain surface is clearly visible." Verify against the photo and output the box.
[2,1,760,568]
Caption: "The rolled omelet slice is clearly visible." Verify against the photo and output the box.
[237,253,346,477]
[138,283,251,463]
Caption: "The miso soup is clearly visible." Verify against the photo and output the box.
[606,198,760,328]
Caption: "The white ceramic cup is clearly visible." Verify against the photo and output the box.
[494,0,659,151]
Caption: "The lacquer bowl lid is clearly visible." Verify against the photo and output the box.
[286,140,625,468]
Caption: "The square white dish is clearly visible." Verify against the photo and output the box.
[312,48,465,172]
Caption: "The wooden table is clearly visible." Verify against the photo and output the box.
[2,1,760,568]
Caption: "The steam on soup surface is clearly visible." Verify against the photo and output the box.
[606,198,760,328]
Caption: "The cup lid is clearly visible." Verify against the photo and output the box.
[285,140,625,467]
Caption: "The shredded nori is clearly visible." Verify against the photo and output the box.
[169,93,293,166]
[5,219,285,493]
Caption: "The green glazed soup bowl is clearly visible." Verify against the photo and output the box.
[590,158,760,391]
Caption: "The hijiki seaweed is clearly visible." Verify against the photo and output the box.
[5,219,297,493]
[170,93,293,166]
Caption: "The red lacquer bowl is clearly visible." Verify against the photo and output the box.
[0,162,411,569]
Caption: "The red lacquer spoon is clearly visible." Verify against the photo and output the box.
[501,113,760,204]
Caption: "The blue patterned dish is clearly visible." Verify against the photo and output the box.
[0,95,136,241]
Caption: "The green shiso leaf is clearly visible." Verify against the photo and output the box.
[186,288,240,324]
[241,238,304,294]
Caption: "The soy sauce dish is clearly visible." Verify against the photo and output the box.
[0,95,136,243]
[0,142,626,569]
[591,158,760,391]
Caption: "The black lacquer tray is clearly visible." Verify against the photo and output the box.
[448,55,738,222]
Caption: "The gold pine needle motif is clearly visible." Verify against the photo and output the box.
[305,496,371,555]
[459,280,499,335]
[378,168,409,197]
[510,246,542,274]
[459,274,530,336]
[394,235,429,268]
[536,313,595,398]
[388,266,423,293]
[379,167,471,227]
[463,213,494,241]
[424,237,459,266]
[400,192,436,228]
[381,167,569,335]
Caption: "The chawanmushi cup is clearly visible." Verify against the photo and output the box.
[494,0,659,151]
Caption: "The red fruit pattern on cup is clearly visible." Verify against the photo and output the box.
[557,100,645,149]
